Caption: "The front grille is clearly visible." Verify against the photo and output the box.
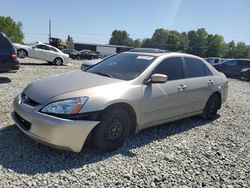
[15,112,31,131]
[21,93,40,106]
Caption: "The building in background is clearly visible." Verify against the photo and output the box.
[74,43,133,56]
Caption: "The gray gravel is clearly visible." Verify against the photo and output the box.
[0,58,249,187]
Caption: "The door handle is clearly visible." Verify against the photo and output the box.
[178,84,187,91]
[208,80,214,85]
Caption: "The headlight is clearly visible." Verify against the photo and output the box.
[241,68,250,72]
[41,97,88,114]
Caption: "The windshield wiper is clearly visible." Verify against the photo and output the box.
[92,71,113,78]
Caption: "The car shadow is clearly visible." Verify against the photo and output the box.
[20,62,51,66]
[0,115,220,175]
[0,77,11,84]
[20,62,68,66]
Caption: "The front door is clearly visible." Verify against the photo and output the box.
[141,57,188,128]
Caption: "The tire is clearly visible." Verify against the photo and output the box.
[54,58,63,66]
[201,94,220,120]
[92,108,131,151]
[17,49,27,58]
[76,56,81,60]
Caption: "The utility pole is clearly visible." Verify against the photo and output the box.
[49,20,51,41]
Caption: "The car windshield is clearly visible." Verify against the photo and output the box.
[86,53,156,80]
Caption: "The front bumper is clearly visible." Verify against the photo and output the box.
[12,95,99,152]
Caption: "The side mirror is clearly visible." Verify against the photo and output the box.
[150,74,168,83]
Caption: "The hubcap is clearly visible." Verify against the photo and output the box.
[18,50,25,58]
[104,118,124,141]
[55,59,62,65]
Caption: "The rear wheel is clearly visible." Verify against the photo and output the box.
[92,108,131,151]
[17,49,27,58]
[54,58,63,66]
[201,94,220,120]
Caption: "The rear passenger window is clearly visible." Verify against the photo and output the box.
[152,57,184,81]
[238,61,250,66]
[0,35,12,49]
[224,60,238,67]
[185,57,207,78]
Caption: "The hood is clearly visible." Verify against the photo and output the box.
[23,71,122,104]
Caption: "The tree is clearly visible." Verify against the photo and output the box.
[188,28,208,56]
[234,42,250,58]
[166,30,180,51]
[66,35,74,49]
[150,28,169,49]
[109,30,131,46]
[225,40,236,58]
[132,39,142,48]
[179,32,189,52]
[0,16,24,43]
[141,38,153,48]
[206,34,225,57]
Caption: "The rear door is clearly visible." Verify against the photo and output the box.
[183,57,214,113]
[141,57,188,127]
[0,34,13,64]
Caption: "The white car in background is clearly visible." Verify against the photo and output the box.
[14,43,69,65]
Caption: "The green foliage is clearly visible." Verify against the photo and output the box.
[187,28,208,56]
[65,35,74,49]
[109,28,250,58]
[109,30,141,47]
[206,34,226,57]
[0,16,24,43]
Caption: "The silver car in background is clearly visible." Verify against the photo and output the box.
[12,52,228,152]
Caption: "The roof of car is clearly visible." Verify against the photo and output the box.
[124,51,201,58]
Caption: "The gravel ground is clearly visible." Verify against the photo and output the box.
[0,58,249,187]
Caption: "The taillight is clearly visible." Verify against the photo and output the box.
[12,52,17,61]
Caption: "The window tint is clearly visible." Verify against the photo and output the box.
[238,60,250,67]
[214,59,220,63]
[185,57,207,78]
[47,46,58,52]
[87,53,156,80]
[35,45,46,50]
[0,34,12,50]
[152,57,184,81]
[224,60,238,67]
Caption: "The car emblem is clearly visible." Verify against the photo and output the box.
[22,95,29,103]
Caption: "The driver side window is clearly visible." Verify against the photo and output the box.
[152,57,184,81]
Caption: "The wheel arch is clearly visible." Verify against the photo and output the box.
[99,102,138,135]
[17,48,28,56]
[209,91,222,109]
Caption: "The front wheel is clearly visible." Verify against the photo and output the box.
[92,108,131,152]
[54,58,63,66]
[201,94,220,120]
